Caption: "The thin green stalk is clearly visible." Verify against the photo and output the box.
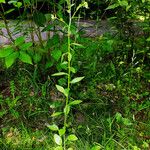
[63,2,72,149]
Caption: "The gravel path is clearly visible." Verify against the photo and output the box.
[0,20,115,45]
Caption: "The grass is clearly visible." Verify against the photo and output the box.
[0,23,150,150]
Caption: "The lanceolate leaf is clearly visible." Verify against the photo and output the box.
[69,100,82,106]
[4,8,15,15]
[70,67,76,73]
[54,134,62,145]
[5,51,19,68]
[15,36,25,46]
[70,76,85,84]
[54,146,63,150]
[119,0,128,7]
[52,72,68,76]
[56,85,65,94]
[71,43,85,48]
[19,51,32,65]
[47,124,59,131]
[64,105,70,115]
[67,134,78,141]
[51,49,62,61]
[56,85,68,97]
[146,37,150,42]
[59,127,66,136]
[20,42,32,50]
[0,47,14,58]
[64,89,69,97]
[51,112,63,117]
[91,145,101,150]
[106,3,119,10]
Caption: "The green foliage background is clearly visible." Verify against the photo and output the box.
[0,0,150,149]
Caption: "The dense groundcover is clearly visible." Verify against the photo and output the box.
[0,0,150,149]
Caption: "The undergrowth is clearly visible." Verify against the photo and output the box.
[0,0,150,150]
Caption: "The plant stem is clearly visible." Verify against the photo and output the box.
[63,2,72,149]
[37,26,44,48]
[0,4,14,43]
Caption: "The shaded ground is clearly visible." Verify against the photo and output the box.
[0,20,115,45]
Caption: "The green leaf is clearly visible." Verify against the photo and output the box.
[64,89,69,97]
[71,43,85,48]
[51,112,63,117]
[54,134,62,145]
[59,127,66,136]
[0,47,14,58]
[51,49,62,61]
[75,1,88,13]
[17,2,22,8]
[69,100,82,106]
[56,85,68,97]
[47,124,59,131]
[20,42,32,50]
[23,0,30,4]
[33,53,42,63]
[0,0,5,3]
[4,8,15,15]
[13,2,22,8]
[146,37,150,42]
[8,0,17,4]
[45,61,53,69]
[67,134,78,141]
[60,62,68,70]
[106,3,119,10]
[70,67,76,73]
[5,51,19,68]
[52,34,60,45]
[122,118,132,126]
[91,145,101,150]
[119,0,128,7]
[56,85,65,94]
[33,11,46,27]
[52,72,68,76]
[70,76,85,84]
[42,24,53,32]
[126,5,131,11]
[83,1,88,8]
[115,112,122,122]
[15,36,25,46]
[68,52,72,61]
[64,105,70,115]
[19,51,32,65]
[54,146,63,150]
[45,13,51,22]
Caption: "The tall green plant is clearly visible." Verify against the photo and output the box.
[46,1,88,149]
